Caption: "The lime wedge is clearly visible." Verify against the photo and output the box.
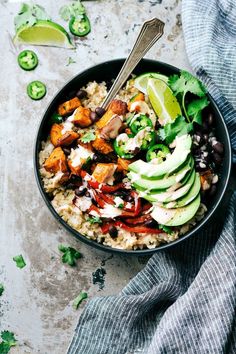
[13,20,74,49]
[147,78,182,125]
[134,72,168,94]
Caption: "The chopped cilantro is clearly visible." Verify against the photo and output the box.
[168,70,207,122]
[73,291,88,310]
[66,57,76,66]
[187,96,209,125]
[86,216,102,225]
[158,115,193,144]
[118,204,124,209]
[14,3,50,32]
[159,224,173,234]
[13,255,26,269]
[59,0,86,21]
[0,331,17,353]
[0,284,4,297]
[58,244,81,266]
[81,132,96,143]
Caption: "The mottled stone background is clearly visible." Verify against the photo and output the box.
[0,0,190,352]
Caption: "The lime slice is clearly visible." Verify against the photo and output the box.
[134,72,168,94]
[147,78,182,125]
[13,20,74,49]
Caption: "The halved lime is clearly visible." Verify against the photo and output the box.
[134,72,168,94]
[13,20,74,49]
[147,78,182,125]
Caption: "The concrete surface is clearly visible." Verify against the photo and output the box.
[0,0,191,353]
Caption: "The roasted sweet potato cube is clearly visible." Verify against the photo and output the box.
[127,92,145,111]
[96,109,114,129]
[68,159,83,175]
[92,163,117,184]
[58,97,81,116]
[91,132,113,154]
[50,123,79,147]
[117,157,132,172]
[108,99,127,115]
[72,106,92,127]
[44,147,68,174]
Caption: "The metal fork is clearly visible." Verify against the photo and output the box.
[101,18,165,109]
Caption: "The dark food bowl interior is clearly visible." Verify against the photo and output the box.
[34,59,232,255]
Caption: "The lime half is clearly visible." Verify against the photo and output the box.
[134,72,168,94]
[13,20,74,49]
[147,78,182,125]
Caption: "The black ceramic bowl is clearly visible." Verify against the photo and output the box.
[34,59,232,255]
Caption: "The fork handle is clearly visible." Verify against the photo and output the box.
[102,18,165,109]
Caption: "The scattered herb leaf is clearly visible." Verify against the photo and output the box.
[59,0,86,21]
[72,291,87,310]
[86,216,102,225]
[14,3,50,32]
[13,255,26,269]
[159,224,173,234]
[66,57,76,66]
[118,204,124,209]
[187,96,209,125]
[0,331,17,353]
[58,244,81,266]
[81,132,96,143]
[158,115,193,144]
[0,284,4,297]
[168,70,207,121]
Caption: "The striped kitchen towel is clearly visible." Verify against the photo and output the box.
[67,0,236,353]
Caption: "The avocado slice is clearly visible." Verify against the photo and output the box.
[128,157,194,192]
[142,169,196,203]
[164,173,201,208]
[129,134,192,179]
[151,194,201,226]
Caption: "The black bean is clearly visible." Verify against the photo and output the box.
[212,152,223,164]
[85,191,90,198]
[144,219,158,228]
[76,89,87,99]
[95,107,106,117]
[203,133,209,142]
[207,112,214,126]
[213,141,224,155]
[125,194,133,203]
[109,226,118,238]
[202,120,209,132]
[63,148,71,155]
[90,111,100,123]
[209,185,217,196]
[75,187,86,196]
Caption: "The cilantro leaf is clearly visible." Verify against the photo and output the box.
[14,3,50,32]
[72,291,88,310]
[13,255,26,269]
[158,115,193,144]
[86,216,102,224]
[59,0,86,21]
[0,341,10,354]
[58,244,81,266]
[81,132,96,143]
[1,332,17,347]
[187,96,209,125]
[66,57,76,66]
[168,70,207,122]
[0,284,4,297]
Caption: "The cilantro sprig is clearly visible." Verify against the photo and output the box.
[159,115,193,144]
[14,3,50,32]
[58,244,81,266]
[72,291,88,310]
[86,216,102,225]
[0,331,17,353]
[81,132,96,144]
[168,70,209,123]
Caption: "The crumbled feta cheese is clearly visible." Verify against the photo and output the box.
[114,196,124,208]
[69,146,94,167]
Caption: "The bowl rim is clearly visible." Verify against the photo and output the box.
[34,58,232,256]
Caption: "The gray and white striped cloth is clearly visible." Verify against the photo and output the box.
[67,0,236,353]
